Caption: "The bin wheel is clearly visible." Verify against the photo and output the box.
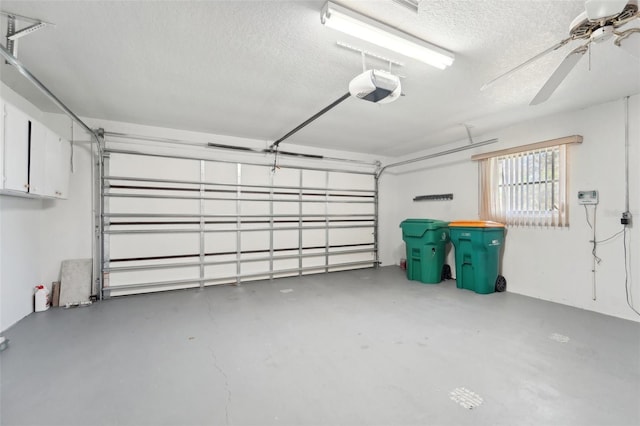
[441,264,452,281]
[495,275,507,292]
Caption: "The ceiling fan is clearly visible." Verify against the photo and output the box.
[482,0,640,105]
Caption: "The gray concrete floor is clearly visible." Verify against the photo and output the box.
[1,266,639,426]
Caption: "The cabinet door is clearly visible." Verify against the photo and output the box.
[59,138,71,198]
[0,102,4,186]
[46,133,70,199]
[2,102,30,192]
[29,120,48,196]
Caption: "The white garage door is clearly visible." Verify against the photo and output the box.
[100,148,377,297]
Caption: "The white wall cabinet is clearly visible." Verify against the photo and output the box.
[1,100,70,199]
[44,129,71,198]
[2,102,30,192]
[29,120,48,196]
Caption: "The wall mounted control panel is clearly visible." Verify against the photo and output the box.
[578,190,599,205]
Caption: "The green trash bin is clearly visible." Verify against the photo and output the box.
[399,219,450,284]
[449,221,506,294]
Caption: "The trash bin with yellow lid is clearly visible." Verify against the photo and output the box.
[449,220,506,294]
[399,219,450,284]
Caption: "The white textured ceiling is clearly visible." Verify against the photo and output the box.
[0,0,639,156]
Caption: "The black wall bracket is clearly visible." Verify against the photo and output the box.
[413,193,453,201]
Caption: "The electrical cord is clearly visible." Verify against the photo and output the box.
[584,204,626,243]
[584,204,593,229]
[585,205,601,264]
[595,228,625,244]
[585,205,638,316]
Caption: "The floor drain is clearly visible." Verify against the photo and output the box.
[549,333,570,343]
[449,387,483,409]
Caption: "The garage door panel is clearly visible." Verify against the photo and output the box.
[273,258,299,271]
[302,229,325,247]
[301,203,325,215]
[110,233,199,259]
[328,172,373,190]
[203,199,236,215]
[109,283,198,297]
[204,233,236,253]
[109,266,199,287]
[204,189,237,200]
[110,154,200,181]
[302,170,326,187]
[204,264,237,282]
[329,228,373,246]
[273,168,299,187]
[241,231,270,252]
[330,252,374,265]
[241,260,271,277]
[109,197,199,215]
[273,230,298,250]
[204,223,237,233]
[328,202,374,215]
[241,164,271,186]
[273,201,299,215]
[204,162,238,184]
[102,149,376,296]
[302,254,325,269]
[240,200,270,215]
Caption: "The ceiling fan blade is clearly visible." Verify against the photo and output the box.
[585,0,628,20]
[530,44,589,106]
[615,28,640,58]
[481,37,573,91]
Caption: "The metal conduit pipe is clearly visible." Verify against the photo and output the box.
[0,44,99,144]
[376,138,499,178]
[624,96,630,217]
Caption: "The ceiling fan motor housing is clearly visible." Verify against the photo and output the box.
[591,25,615,42]
[570,0,639,39]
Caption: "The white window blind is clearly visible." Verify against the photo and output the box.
[479,144,568,227]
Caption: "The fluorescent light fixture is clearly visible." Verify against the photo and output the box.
[321,1,454,69]
[391,0,421,14]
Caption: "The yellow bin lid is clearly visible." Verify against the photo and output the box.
[449,220,505,228]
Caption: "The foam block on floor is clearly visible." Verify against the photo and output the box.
[59,259,92,306]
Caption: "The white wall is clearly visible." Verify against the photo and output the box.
[39,113,95,287]
[39,144,94,285]
[379,95,640,322]
[0,196,42,330]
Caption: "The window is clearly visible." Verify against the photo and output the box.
[477,138,577,227]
